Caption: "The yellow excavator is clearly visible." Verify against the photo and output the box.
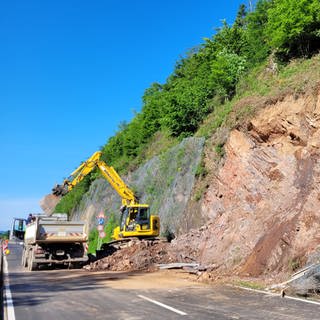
[52,151,160,240]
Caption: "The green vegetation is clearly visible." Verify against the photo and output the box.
[54,175,92,215]
[55,0,320,216]
[104,212,118,243]
[0,231,9,240]
[288,257,302,272]
[266,0,320,60]
[88,229,99,253]
[195,157,208,178]
[235,280,265,290]
[214,144,225,158]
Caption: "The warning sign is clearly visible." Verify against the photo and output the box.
[99,231,106,238]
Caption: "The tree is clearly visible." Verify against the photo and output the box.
[141,82,166,136]
[245,0,271,64]
[266,0,320,59]
[162,52,214,136]
[212,20,248,56]
[211,50,247,99]
[234,4,247,28]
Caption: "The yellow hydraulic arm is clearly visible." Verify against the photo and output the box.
[52,151,160,240]
[52,151,137,206]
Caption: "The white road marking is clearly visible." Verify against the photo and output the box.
[3,256,16,320]
[137,294,187,315]
[231,285,320,306]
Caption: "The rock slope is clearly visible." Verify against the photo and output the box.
[174,87,320,279]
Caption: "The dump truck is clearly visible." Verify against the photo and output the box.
[21,213,88,271]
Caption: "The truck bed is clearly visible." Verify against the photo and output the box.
[25,218,87,244]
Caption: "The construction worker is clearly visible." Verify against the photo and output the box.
[26,213,33,224]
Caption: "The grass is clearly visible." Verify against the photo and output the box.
[143,129,178,161]
[214,143,225,158]
[288,257,302,272]
[238,54,320,99]
[235,280,265,290]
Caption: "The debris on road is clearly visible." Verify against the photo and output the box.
[85,239,175,271]
[157,262,200,270]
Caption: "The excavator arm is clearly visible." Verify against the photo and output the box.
[52,151,101,196]
[97,161,137,206]
[52,150,159,240]
[52,151,138,206]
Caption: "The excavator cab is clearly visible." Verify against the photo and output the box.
[113,205,160,240]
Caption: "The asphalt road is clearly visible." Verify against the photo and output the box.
[4,242,320,320]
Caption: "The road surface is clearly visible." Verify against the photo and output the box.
[3,242,320,320]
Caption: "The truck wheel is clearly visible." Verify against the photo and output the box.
[21,248,28,267]
[28,249,37,271]
[21,248,25,266]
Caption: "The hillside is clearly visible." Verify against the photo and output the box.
[46,1,320,290]
[79,55,320,287]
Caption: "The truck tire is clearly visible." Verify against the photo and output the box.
[21,248,25,266]
[28,249,37,271]
[21,248,28,267]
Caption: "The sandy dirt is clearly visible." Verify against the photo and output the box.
[101,269,205,290]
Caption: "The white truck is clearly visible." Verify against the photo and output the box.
[21,214,88,271]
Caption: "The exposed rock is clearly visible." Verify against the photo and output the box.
[173,88,320,279]
[288,264,320,296]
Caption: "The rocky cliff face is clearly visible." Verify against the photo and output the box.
[69,85,320,281]
[173,87,320,278]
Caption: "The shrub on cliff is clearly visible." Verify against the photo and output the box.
[266,0,320,59]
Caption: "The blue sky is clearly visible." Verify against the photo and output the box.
[0,0,247,230]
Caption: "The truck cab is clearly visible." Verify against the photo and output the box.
[10,218,26,241]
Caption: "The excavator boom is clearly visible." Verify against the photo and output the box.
[97,161,137,206]
[52,151,160,240]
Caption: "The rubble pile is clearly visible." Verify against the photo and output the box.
[85,239,182,272]
[39,194,61,215]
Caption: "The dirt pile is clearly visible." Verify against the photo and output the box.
[85,239,187,272]
[39,194,61,214]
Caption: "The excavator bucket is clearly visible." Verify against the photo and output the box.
[52,184,68,196]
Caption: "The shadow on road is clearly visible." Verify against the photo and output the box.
[9,269,147,307]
